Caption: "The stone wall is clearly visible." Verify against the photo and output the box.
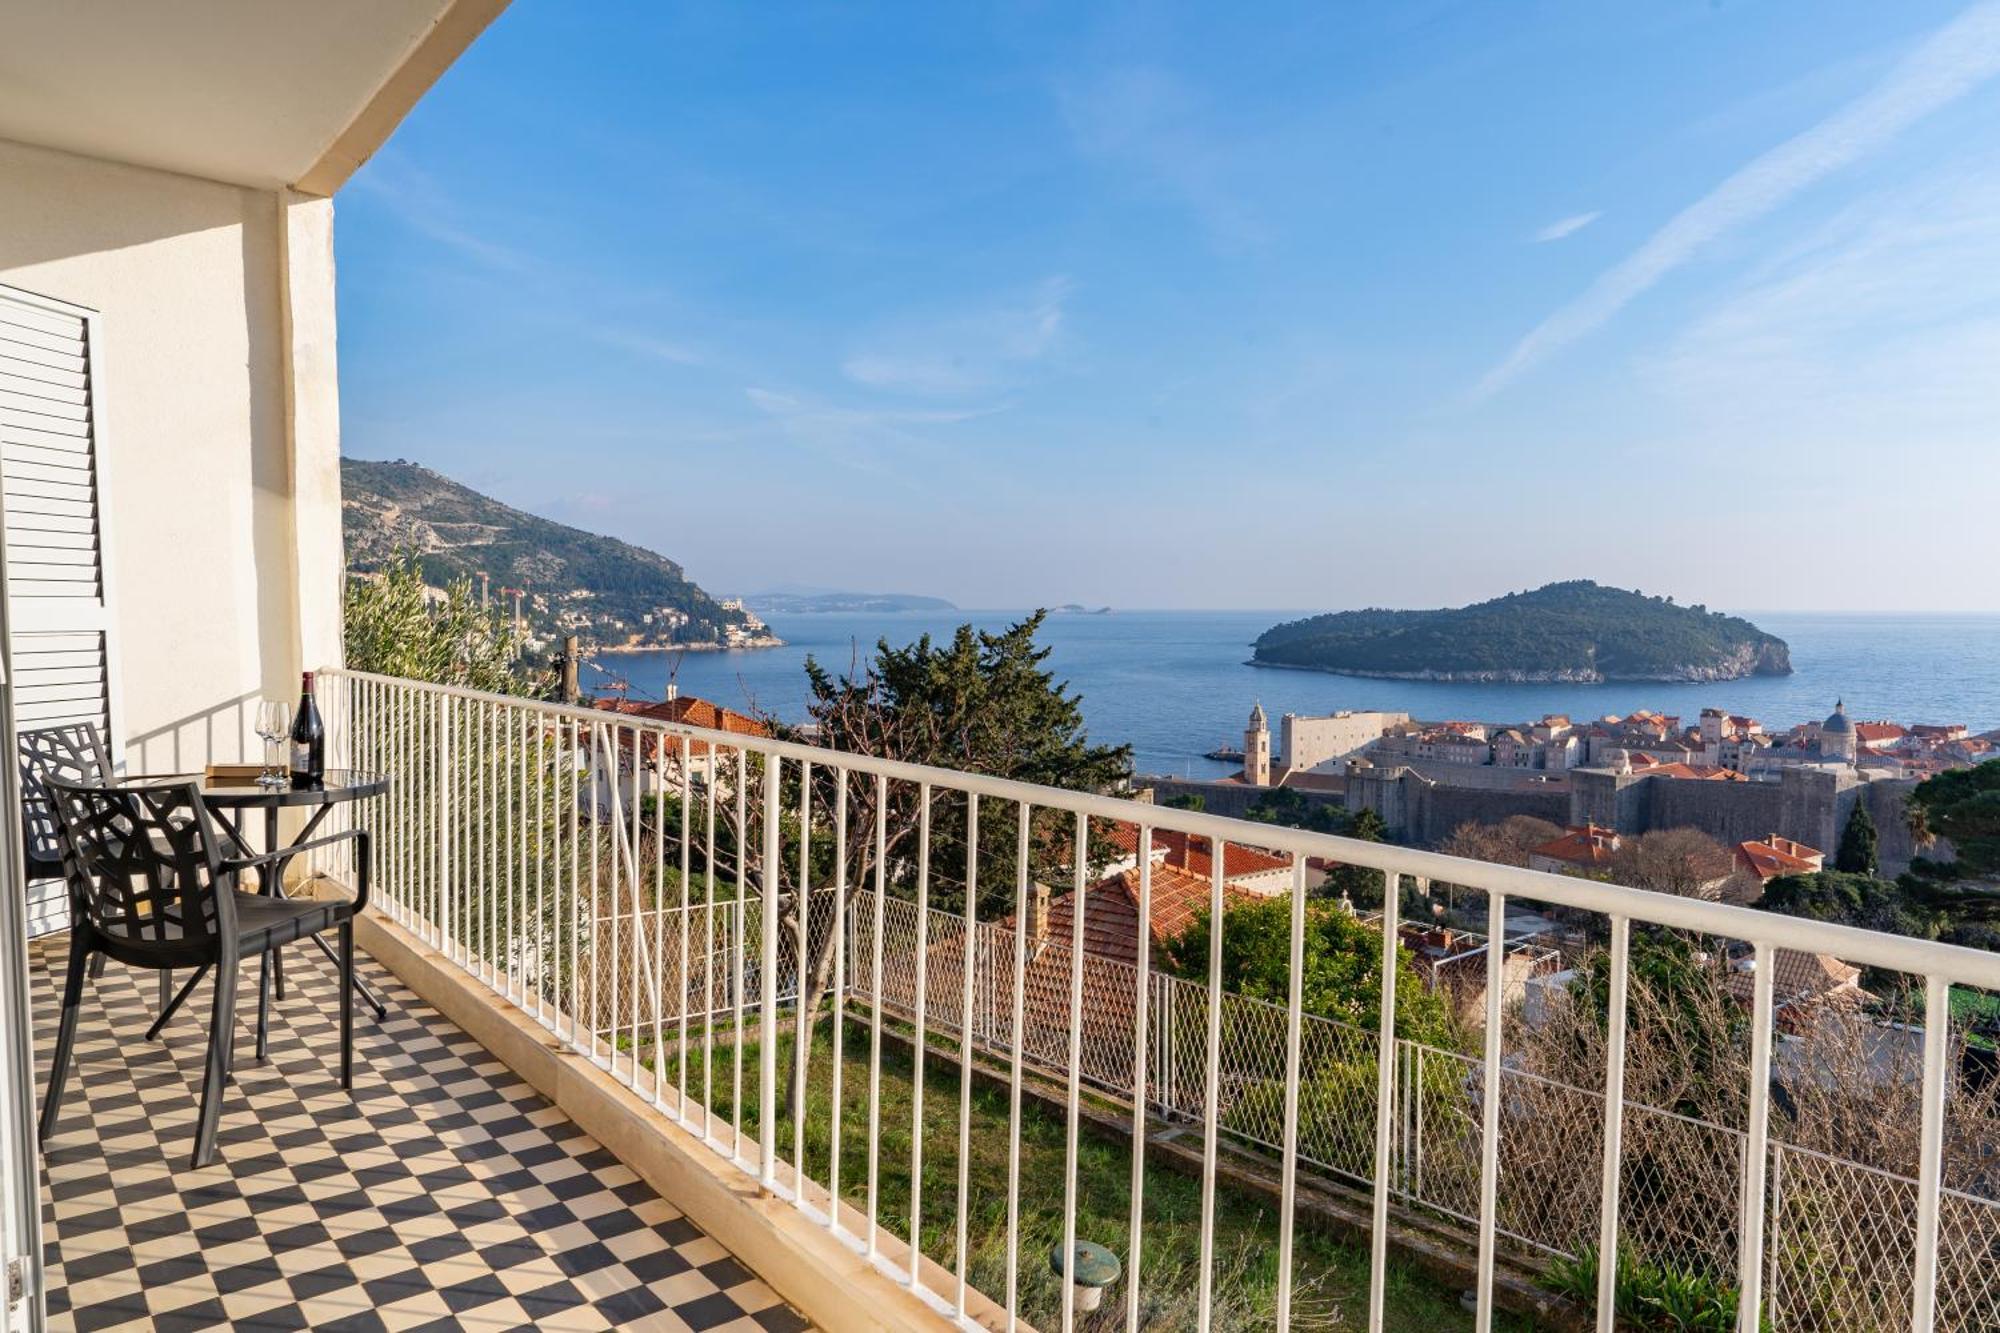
[1564,764,1931,875]
[1139,777,1348,824]
[1411,784,1570,847]
[1149,765,1936,874]
[1648,778,1787,847]
[1569,768,1651,831]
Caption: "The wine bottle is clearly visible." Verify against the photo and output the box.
[289,671,325,789]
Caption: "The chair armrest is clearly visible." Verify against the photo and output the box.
[223,828,372,914]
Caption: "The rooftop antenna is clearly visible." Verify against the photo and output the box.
[664,650,684,702]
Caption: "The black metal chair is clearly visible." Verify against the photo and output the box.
[18,723,114,880]
[36,777,370,1167]
[18,723,123,986]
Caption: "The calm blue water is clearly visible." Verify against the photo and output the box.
[583,611,2000,780]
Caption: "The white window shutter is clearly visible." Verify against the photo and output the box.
[0,285,121,937]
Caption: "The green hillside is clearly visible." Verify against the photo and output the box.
[342,458,760,649]
[1252,581,1792,682]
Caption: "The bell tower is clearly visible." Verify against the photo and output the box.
[1245,701,1271,787]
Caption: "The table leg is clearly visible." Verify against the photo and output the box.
[265,807,285,1002]
[224,793,388,1022]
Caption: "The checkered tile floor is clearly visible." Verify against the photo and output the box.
[31,933,814,1332]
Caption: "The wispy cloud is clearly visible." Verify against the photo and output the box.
[349,159,533,273]
[1478,0,2000,397]
[597,331,706,368]
[743,387,999,475]
[356,152,716,370]
[1056,66,1265,247]
[1646,163,2000,452]
[841,277,1073,395]
[1533,211,1602,243]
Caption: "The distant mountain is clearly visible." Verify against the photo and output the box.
[342,458,777,651]
[1251,580,1792,683]
[743,590,958,614]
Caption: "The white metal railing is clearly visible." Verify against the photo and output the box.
[311,668,2000,1333]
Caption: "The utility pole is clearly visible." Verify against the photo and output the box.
[559,635,580,704]
[478,571,490,609]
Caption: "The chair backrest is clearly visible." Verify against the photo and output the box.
[43,778,234,953]
[19,723,114,875]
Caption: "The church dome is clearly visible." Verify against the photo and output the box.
[1822,699,1852,734]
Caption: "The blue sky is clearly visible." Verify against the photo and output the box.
[338,1,2000,612]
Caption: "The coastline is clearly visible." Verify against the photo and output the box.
[1242,658,1779,684]
[596,637,787,655]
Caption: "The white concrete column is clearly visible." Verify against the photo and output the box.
[276,189,346,677]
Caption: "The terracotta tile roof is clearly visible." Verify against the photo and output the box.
[1530,824,1619,867]
[1154,830,1291,883]
[1101,825,1292,887]
[1854,722,1906,744]
[1736,836,1823,881]
[591,694,771,760]
[1643,763,1749,782]
[1042,863,1243,962]
[1727,950,1862,1008]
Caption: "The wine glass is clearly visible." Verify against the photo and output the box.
[255,699,291,787]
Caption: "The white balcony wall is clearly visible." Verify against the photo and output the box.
[0,137,344,772]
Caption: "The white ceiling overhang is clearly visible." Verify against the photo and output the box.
[0,0,507,195]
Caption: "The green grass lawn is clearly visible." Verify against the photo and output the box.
[644,1012,1534,1332]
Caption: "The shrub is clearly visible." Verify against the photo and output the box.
[1546,1245,1762,1332]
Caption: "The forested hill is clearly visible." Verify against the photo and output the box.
[1251,581,1793,682]
[342,458,762,649]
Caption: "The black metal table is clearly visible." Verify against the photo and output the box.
[148,769,389,1018]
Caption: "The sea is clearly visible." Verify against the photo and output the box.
[585,611,2000,781]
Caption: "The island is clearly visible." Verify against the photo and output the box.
[1249,580,1792,683]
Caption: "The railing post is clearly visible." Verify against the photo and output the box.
[956,794,980,1319]
[1474,890,1507,1332]
[909,783,931,1291]
[1196,839,1225,1333]
[1910,973,1950,1332]
[794,760,811,1201]
[1128,827,1155,1332]
[827,768,847,1234]
[1276,853,1307,1331]
[1005,800,1030,1333]
[1367,874,1406,1333]
[1736,941,1777,1333]
[1060,808,1088,1332]
[866,773,887,1261]
[440,693,453,962]
[1596,915,1631,1333]
[759,753,781,1189]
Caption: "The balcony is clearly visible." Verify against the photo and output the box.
[30,927,812,1332]
[59,667,1962,1333]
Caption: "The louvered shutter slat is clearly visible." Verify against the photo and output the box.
[0,287,118,939]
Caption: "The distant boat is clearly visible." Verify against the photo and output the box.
[1204,744,1246,762]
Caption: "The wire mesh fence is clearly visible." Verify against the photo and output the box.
[848,887,2000,1330]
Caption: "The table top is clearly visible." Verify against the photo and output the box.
[133,769,389,809]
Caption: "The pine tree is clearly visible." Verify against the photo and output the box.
[1836,802,1879,876]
